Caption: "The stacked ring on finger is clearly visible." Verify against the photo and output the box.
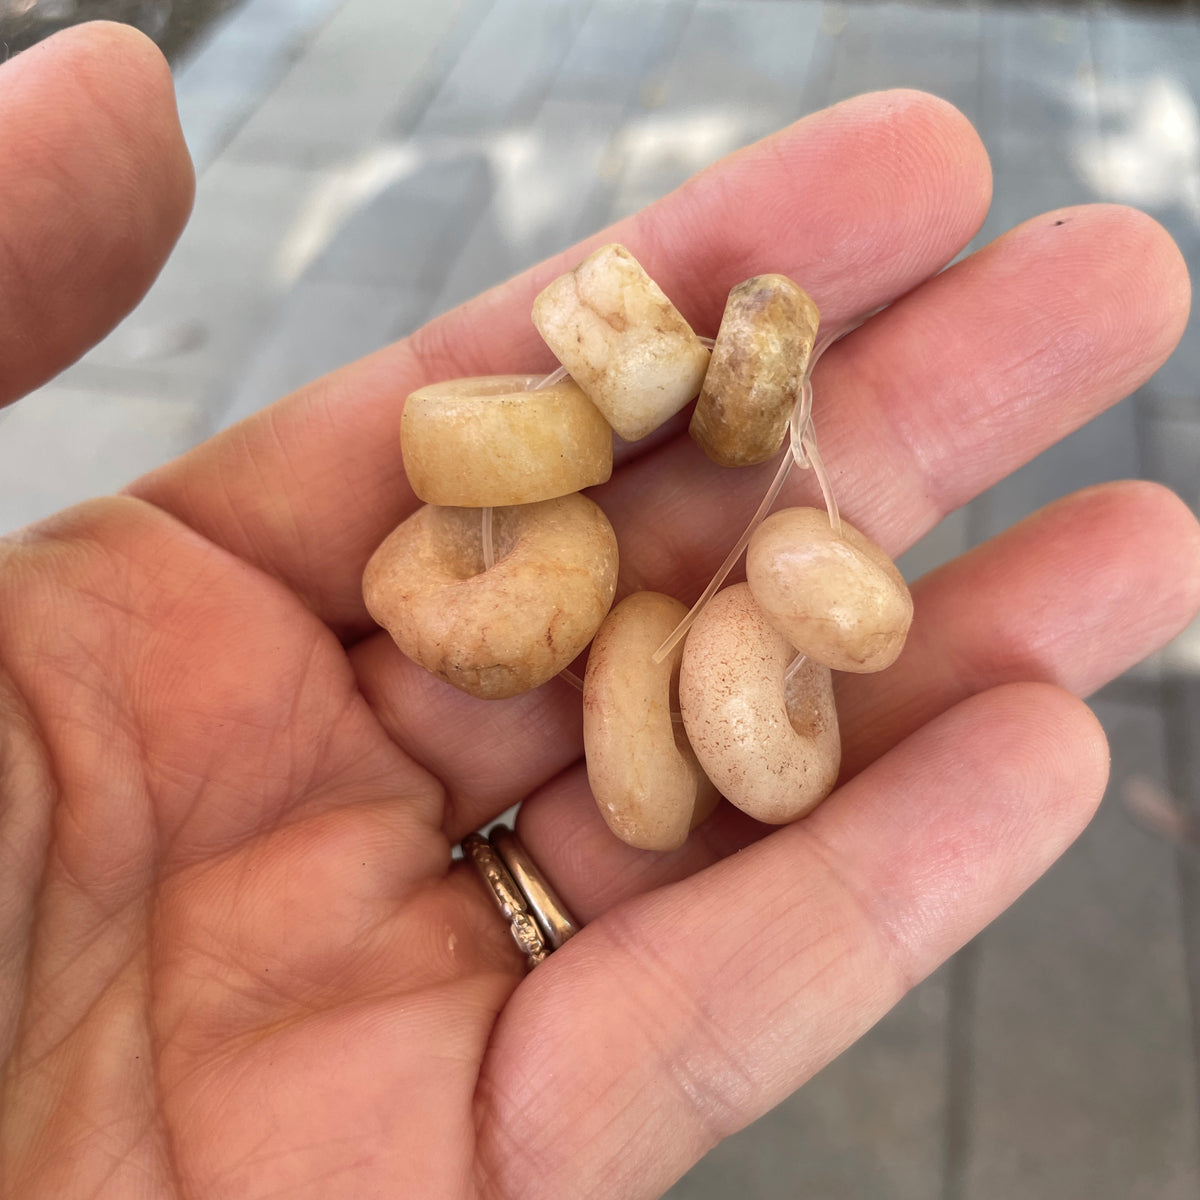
[462,825,579,969]
[363,243,914,847]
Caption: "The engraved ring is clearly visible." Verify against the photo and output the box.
[461,825,580,968]
[490,825,580,950]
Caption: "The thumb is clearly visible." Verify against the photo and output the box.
[0,21,194,407]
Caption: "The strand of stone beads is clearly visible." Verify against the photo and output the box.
[531,243,723,850]
[672,273,842,822]
[650,274,823,667]
[362,372,619,700]
[652,301,878,666]
[677,274,913,823]
[683,504,910,821]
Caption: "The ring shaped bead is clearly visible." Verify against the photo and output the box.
[680,582,840,823]
[364,494,618,700]
[401,374,613,507]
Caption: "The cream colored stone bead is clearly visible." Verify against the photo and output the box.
[679,583,840,824]
[583,592,719,851]
[363,494,618,700]
[531,243,710,442]
[746,507,912,673]
[689,274,820,467]
[401,374,613,507]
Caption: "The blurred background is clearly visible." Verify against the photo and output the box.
[1,0,1198,1195]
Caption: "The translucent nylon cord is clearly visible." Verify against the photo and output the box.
[650,311,867,665]
[481,505,495,571]
[535,364,569,389]
[799,418,841,537]
[784,652,809,687]
[559,668,585,693]
[651,449,796,665]
[480,367,570,572]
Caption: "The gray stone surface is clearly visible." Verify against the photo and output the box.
[668,972,951,1200]
[1145,416,1200,516]
[1167,679,1200,1118]
[825,1,984,124]
[656,0,824,117]
[220,279,429,428]
[59,155,332,407]
[1139,293,1200,425]
[976,9,1100,241]
[599,0,824,223]
[172,0,344,172]
[425,98,632,317]
[964,693,1200,1200]
[222,0,482,166]
[1090,12,1200,423]
[556,0,690,105]
[411,0,593,138]
[897,506,971,584]
[305,153,493,289]
[0,385,203,530]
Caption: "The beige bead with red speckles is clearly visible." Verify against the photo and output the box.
[679,582,841,824]
[363,494,617,700]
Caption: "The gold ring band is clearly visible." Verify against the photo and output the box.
[490,826,580,951]
[461,831,548,968]
[461,825,579,968]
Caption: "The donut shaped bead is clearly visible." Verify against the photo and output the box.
[401,374,613,507]
[583,592,719,851]
[689,274,820,467]
[363,494,618,699]
[679,583,840,823]
[746,507,912,673]
[532,244,710,442]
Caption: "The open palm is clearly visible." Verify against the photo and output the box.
[3,23,1199,1200]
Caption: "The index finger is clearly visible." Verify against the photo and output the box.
[128,90,991,633]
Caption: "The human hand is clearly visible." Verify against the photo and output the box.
[3,22,1199,1200]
